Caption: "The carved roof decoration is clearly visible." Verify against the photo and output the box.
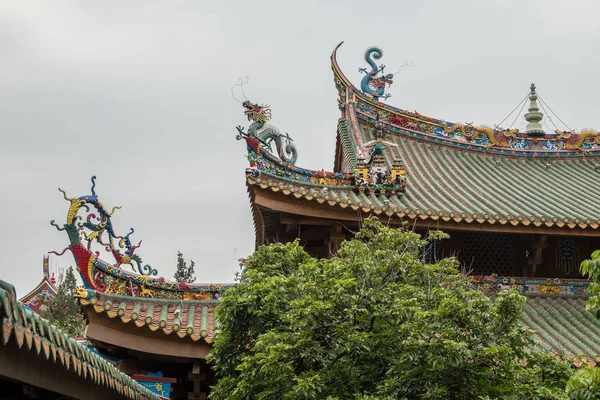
[235,44,600,234]
[331,42,600,158]
[19,255,57,315]
[50,177,234,300]
[48,177,233,348]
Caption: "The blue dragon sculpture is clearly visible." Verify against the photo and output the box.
[359,47,394,101]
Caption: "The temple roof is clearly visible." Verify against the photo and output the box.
[475,276,600,361]
[234,43,600,236]
[0,280,159,400]
[329,43,600,232]
[48,177,232,354]
[18,255,57,314]
[332,43,600,158]
[523,296,600,359]
[77,291,218,343]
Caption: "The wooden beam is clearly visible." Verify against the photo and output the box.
[281,214,341,227]
[252,189,600,238]
[188,360,207,400]
[253,189,359,222]
[85,311,212,360]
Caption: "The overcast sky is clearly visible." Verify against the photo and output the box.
[2,1,600,296]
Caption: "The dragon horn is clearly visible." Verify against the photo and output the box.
[90,175,97,195]
[231,76,250,104]
[58,188,74,201]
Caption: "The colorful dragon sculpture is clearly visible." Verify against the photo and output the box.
[442,123,519,149]
[555,129,600,150]
[235,100,298,165]
[470,126,520,148]
[50,176,158,289]
[359,47,394,101]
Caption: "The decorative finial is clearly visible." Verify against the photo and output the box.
[43,254,50,279]
[525,83,544,137]
[358,47,394,101]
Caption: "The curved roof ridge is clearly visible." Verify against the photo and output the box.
[331,42,600,158]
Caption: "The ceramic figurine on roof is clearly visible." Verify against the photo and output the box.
[50,176,158,279]
[233,78,298,165]
[237,100,298,165]
[18,254,58,314]
[50,176,230,302]
[348,114,406,195]
[359,47,394,101]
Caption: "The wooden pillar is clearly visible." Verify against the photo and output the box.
[188,360,207,400]
[328,225,345,257]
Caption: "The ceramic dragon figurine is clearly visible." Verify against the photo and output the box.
[50,176,158,278]
[469,126,519,149]
[442,123,519,149]
[359,47,394,101]
[555,129,600,150]
[236,100,298,165]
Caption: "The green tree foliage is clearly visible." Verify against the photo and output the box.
[209,218,571,399]
[40,266,86,337]
[566,251,600,400]
[174,251,196,283]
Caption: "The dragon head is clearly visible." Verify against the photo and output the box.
[74,287,94,300]
[381,73,394,85]
[242,100,272,124]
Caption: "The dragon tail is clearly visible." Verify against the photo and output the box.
[364,47,383,72]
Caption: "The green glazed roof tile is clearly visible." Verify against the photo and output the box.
[78,291,218,342]
[249,120,600,230]
[522,297,600,360]
[0,280,159,400]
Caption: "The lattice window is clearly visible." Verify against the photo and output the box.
[458,232,513,276]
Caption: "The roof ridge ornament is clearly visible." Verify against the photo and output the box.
[236,100,298,165]
[49,177,159,280]
[357,46,413,102]
[358,47,394,101]
[349,114,406,196]
[525,83,545,137]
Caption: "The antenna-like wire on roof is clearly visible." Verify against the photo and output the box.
[538,95,574,132]
[507,97,529,130]
[494,93,529,129]
[537,100,560,132]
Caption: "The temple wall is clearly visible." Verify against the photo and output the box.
[434,230,595,279]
